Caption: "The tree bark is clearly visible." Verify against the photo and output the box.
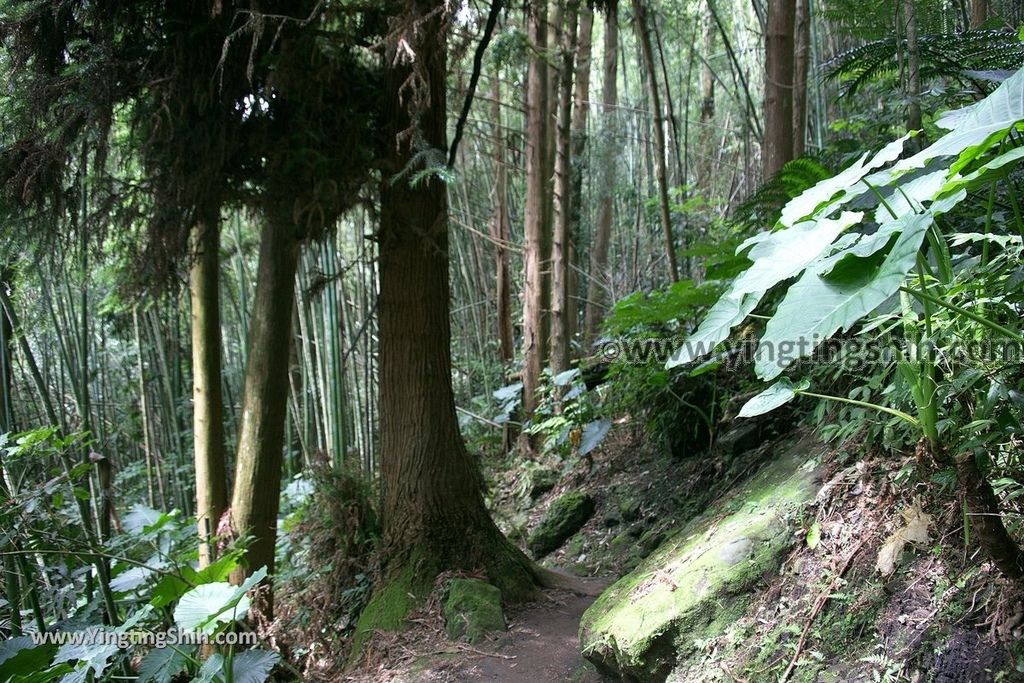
[956,452,1024,580]
[792,0,810,158]
[490,76,514,368]
[551,0,580,375]
[371,0,537,609]
[190,215,229,569]
[969,0,988,27]
[568,3,594,352]
[763,0,796,178]
[229,220,300,614]
[632,0,679,282]
[522,0,551,417]
[0,267,13,433]
[697,4,717,187]
[903,0,922,132]
[133,306,158,509]
[583,0,619,346]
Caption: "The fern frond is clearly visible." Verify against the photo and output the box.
[826,30,1024,98]
[734,156,833,230]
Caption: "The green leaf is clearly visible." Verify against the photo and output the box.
[174,583,250,634]
[193,650,279,683]
[175,567,268,635]
[872,170,947,223]
[578,419,612,456]
[895,66,1024,174]
[780,133,912,227]
[138,645,195,683]
[123,505,162,534]
[150,570,197,609]
[666,290,763,368]
[806,521,821,549]
[227,649,280,683]
[754,212,933,380]
[0,637,55,680]
[53,637,119,682]
[738,379,808,418]
[732,211,864,295]
[552,369,579,387]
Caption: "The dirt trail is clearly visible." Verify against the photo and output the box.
[418,590,609,682]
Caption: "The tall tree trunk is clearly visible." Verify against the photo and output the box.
[763,0,796,178]
[491,74,516,455]
[970,0,988,27]
[903,0,922,132]
[697,4,716,187]
[190,215,229,569]
[583,0,619,346]
[356,2,538,651]
[229,220,300,615]
[792,0,810,157]
[522,0,551,418]
[632,0,679,282]
[551,0,580,375]
[568,4,594,352]
[490,76,514,368]
[0,267,13,433]
[133,307,158,509]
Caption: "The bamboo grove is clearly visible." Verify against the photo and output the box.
[1,0,1024,679]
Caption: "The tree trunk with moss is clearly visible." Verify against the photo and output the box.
[190,215,229,569]
[355,0,539,653]
[229,220,300,611]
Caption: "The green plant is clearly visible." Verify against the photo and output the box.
[0,424,281,683]
[674,66,1024,576]
[525,369,609,459]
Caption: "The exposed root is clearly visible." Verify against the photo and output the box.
[533,566,608,596]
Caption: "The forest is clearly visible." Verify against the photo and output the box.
[1,0,1024,680]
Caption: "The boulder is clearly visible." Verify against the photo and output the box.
[579,442,823,681]
[528,491,595,558]
[443,578,506,644]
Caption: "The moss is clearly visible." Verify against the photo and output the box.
[442,578,506,644]
[579,444,823,680]
[565,534,585,557]
[348,561,427,664]
[528,491,595,558]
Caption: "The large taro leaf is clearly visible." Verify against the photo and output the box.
[779,133,912,228]
[895,66,1024,174]
[755,212,934,380]
[194,649,280,683]
[137,645,195,683]
[738,378,810,418]
[732,211,864,295]
[872,170,948,223]
[666,289,763,368]
[173,566,266,635]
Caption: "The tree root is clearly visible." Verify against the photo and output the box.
[533,566,608,596]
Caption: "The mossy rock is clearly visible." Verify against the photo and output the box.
[527,466,560,499]
[443,578,506,644]
[579,440,823,681]
[528,491,595,558]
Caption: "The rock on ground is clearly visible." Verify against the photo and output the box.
[579,439,823,681]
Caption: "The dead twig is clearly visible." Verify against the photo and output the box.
[453,644,517,660]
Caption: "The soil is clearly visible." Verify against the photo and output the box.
[412,591,609,682]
